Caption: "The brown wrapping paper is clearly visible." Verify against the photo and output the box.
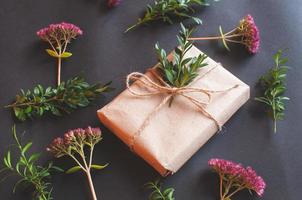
[97,46,250,176]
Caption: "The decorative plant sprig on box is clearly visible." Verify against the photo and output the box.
[0,126,62,200]
[47,127,108,200]
[155,23,208,105]
[37,22,83,86]
[209,158,266,200]
[145,180,175,200]
[255,49,289,133]
[156,23,208,87]
[125,0,209,32]
[5,76,112,121]
[189,15,260,53]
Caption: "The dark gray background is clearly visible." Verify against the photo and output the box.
[0,0,301,199]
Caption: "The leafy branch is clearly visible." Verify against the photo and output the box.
[255,49,290,133]
[5,76,113,121]
[156,23,208,88]
[1,126,62,200]
[125,0,210,32]
[145,180,175,200]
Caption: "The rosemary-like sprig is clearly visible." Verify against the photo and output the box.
[155,23,208,88]
[5,76,112,121]
[1,126,62,200]
[255,49,290,133]
[125,0,209,32]
[145,180,175,200]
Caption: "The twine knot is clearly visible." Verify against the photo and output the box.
[126,67,239,151]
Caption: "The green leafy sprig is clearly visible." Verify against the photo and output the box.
[1,126,62,200]
[155,23,208,88]
[255,49,290,133]
[145,180,175,200]
[125,0,209,32]
[5,76,112,121]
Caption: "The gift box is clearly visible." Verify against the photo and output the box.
[97,45,250,176]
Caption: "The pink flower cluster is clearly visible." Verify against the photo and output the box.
[209,158,266,197]
[37,22,83,42]
[47,127,102,157]
[107,0,122,8]
[238,15,260,54]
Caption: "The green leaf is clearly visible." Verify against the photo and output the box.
[91,163,109,170]
[46,49,59,58]
[219,26,230,51]
[22,142,32,155]
[66,166,82,174]
[60,52,73,58]
[28,153,41,163]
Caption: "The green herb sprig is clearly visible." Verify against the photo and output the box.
[5,76,112,121]
[125,0,209,32]
[255,49,290,133]
[145,180,175,200]
[1,126,62,200]
[156,23,208,88]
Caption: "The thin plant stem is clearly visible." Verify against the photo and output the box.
[89,145,94,167]
[219,174,223,200]
[188,34,243,41]
[79,145,98,200]
[224,186,245,199]
[57,57,62,86]
[86,170,98,200]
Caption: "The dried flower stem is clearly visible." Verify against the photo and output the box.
[47,127,108,200]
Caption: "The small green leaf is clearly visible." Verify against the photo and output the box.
[22,142,32,155]
[91,163,109,170]
[219,26,230,51]
[66,166,82,174]
[60,52,73,58]
[46,49,59,58]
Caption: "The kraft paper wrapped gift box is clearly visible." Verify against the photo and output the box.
[97,45,250,176]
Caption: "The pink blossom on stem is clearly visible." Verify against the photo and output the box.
[238,15,260,53]
[189,14,260,54]
[47,126,105,200]
[208,158,266,200]
[36,22,83,86]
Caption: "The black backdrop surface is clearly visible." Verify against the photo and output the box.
[0,0,301,199]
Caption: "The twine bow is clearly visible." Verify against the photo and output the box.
[126,66,239,150]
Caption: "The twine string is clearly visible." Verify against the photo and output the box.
[126,68,239,150]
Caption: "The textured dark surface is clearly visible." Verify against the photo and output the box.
[0,0,301,199]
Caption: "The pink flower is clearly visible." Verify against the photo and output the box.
[189,14,260,54]
[37,22,83,42]
[47,126,102,158]
[243,167,266,196]
[47,126,105,200]
[209,158,266,199]
[107,0,122,8]
[36,22,83,86]
[238,15,260,53]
